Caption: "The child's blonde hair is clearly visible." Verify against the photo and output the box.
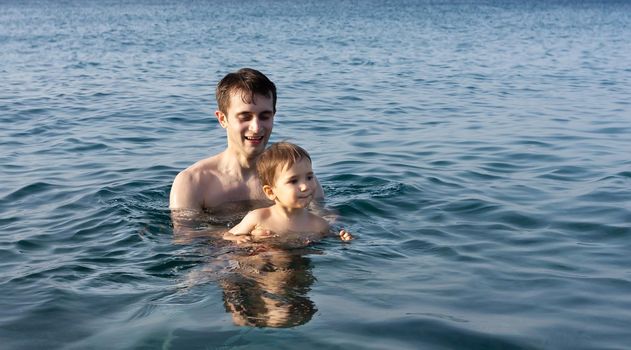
[256,142,312,186]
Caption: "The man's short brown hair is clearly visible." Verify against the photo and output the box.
[256,142,312,187]
[216,68,277,114]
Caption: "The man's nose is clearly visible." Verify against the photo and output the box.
[249,117,260,132]
[299,182,309,191]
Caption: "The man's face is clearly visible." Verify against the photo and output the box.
[217,91,275,160]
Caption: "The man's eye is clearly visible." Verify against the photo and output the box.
[289,179,298,184]
[307,175,314,181]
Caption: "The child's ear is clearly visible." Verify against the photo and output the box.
[262,185,276,200]
[215,110,228,128]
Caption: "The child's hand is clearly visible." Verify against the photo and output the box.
[339,229,353,241]
[250,225,275,239]
[234,234,253,244]
[223,232,253,244]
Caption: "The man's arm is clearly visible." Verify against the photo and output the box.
[170,170,206,243]
[314,176,325,200]
[169,170,203,210]
[310,175,336,223]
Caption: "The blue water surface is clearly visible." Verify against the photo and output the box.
[1,1,631,349]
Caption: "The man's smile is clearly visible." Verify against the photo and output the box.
[245,135,264,143]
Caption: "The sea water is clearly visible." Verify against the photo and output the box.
[1,0,630,349]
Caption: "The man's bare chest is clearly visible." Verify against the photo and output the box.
[203,175,268,206]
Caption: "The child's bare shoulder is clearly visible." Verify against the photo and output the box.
[229,207,273,235]
[245,207,272,219]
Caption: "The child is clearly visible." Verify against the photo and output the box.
[223,142,353,244]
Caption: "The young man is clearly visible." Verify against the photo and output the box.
[169,68,323,212]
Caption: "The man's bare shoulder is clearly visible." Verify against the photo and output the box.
[169,155,222,209]
[187,154,223,175]
[176,156,223,187]
[308,212,330,233]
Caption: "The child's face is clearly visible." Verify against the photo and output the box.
[267,158,316,209]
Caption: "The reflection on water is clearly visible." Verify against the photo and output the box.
[220,247,317,328]
[172,205,320,328]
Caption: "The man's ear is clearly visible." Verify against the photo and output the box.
[262,185,276,201]
[216,110,228,128]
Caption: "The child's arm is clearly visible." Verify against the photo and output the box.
[316,215,353,241]
[223,231,252,244]
[223,211,259,244]
[223,210,276,243]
